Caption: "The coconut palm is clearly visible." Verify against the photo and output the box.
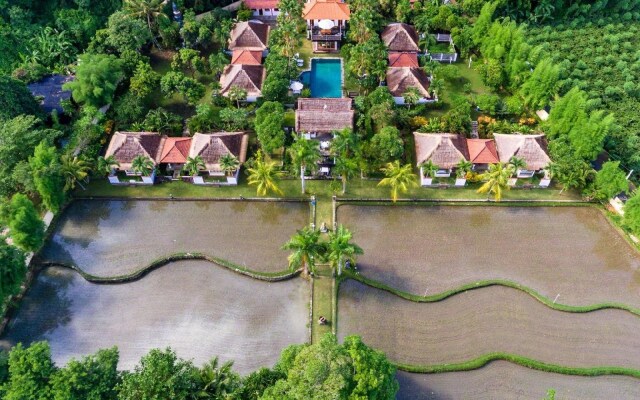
[196,357,240,399]
[421,160,439,179]
[61,155,91,191]
[227,86,247,108]
[456,159,473,177]
[508,156,527,178]
[288,135,321,194]
[219,154,240,177]
[208,52,229,78]
[327,225,363,276]
[123,0,169,49]
[403,87,421,109]
[96,155,119,177]
[333,156,358,194]
[184,156,205,177]
[282,226,325,277]
[247,151,283,196]
[378,161,418,202]
[331,128,358,158]
[131,155,155,176]
[429,78,444,99]
[477,163,514,201]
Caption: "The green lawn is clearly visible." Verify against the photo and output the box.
[311,271,334,343]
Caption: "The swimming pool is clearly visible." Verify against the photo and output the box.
[300,58,342,98]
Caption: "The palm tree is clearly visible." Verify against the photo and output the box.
[378,161,418,202]
[477,163,514,201]
[333,157,358,194]
[219,154,240,177]
[96,155,119,177]
[247,151,283,196]
[282,226,325,277]
[196,357,240,399]
[208,52,229,78]
[456,159,473,178]
[228,86,247,108]
[508,156,527,178]
[403,87,421,109]
[331,128,358,158]
[327,225,363,276]
[131,155,155,176]
[421,160,439,179]
[288,136,321,194]
[61,155,91,191]
[429,78,444,99]
[184,156,205,177]
[123,0,169,49]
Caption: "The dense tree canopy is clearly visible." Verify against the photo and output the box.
[64,53,124,107]
[0,76,42,121]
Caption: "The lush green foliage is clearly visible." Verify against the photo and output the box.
[255,102,285,154]
[0,76,42,120]
[0,241,26,305]
[29,142,66,213]
[4,194,45,252]
[593,161,628,200]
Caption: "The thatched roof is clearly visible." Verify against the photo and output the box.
[381,23,420,52]
[467,139,499,164]
[493,133,550,170]
[295,98,354,133]
[220,64,265,97]
[303,0,350,21]
[189,132,249,172]
[105,132,163,170]
[414,132,469,169]
[228,21,270,51]
[386,67,431,98]
[159,137,192,164]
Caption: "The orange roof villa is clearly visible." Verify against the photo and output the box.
[303,0,350,52]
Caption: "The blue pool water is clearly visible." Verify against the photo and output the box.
[303,58,342,98]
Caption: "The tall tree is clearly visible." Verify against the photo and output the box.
[131,155,154,176]
[378,161,417,202]
[282,227,325,276]
[96,155,120,177]
[5,194,45,252]
[593,161,628,201]
[60,155,91,191]
[333,156,359,194]
[3,342,55,400]
[247,151,283,196]
[288,136,321,194]
[184,156,205,177]
[123,0,170,49]
[255,101,285,154]
[219,154,240,177]
[477,163,513,201]
[623,193,640,237]
[327,225,363,275]
[64,53,124,107]
[195,357,240,399]
[0,76,42,120]
[29,142,65,213]
[0,241,26,303]
[50,348,120,400]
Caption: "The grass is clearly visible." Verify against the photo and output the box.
[311,272,333,343]
[395,352,640,378]
[341,271,640,318]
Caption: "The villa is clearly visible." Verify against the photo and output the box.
[414,132,468,184]
[243,0,280,21]
[104,132,164,184]
[381,23,420,53]
[219,64,266,102]
[386,67,433,105]
[493,133,551,178]
[228,20,270,54]
[158,137,192,177]
[188,132,249,184]
[466,138,499,170]
[302,0,350,53]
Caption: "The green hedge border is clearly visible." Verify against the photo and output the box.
[395,352,640,379]
[39,252,299,284]
[341,271,640,317]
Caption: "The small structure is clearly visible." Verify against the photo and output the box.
[230,49,263,65]
[219,64,266,102]
[381,23,420,53]
[466,138,499,170]
[388,52,419,68]
[104,132,163,184]
[228,20,270,54]
[493,133,551,178]
[243,0,280,20]
[303,0,350,53]
[414,132,468,185]
[295,98,354,137]
[27,75,74,114]
[386,67,433,105]
[188,132,249,184]
[158,137,192,176]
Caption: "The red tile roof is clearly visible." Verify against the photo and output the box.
[467,139,499,164]
[231,50,263,65]
[303,0,350,21]
[244,0,279,9]
[159,137,192,164]
[388,52,419,68]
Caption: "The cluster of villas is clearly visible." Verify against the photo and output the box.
[105,131,248,185]
[414,132,552,187]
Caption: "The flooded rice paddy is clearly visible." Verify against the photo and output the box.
[338,280,640,368]
[41,200,309,276]
[338,205,640,307]
[396,364,640,400]
[0,261,309,374]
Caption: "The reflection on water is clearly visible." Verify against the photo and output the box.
[41,200,309,276]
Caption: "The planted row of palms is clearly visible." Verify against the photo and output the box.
[282,225,363,277]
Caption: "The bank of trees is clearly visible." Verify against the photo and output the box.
[0,335,398,399]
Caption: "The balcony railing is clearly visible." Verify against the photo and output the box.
[310,27,343,41]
